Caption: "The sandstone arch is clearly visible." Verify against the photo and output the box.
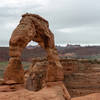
[4,13,64,84]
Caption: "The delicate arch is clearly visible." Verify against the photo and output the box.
[4,13,64,83]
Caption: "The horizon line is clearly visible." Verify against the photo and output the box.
[1,43,100,47]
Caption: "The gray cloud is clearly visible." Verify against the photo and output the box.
[0,0,100,46]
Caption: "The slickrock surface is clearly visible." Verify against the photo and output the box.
[0,82,71,100]
[72,93,100,100]
[0,84,99,100]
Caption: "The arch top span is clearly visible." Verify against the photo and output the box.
[4,13,64,84]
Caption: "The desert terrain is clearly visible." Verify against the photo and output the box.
[0,46,100,99]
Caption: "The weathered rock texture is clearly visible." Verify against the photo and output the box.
[25,58,78,91]
[72,93,100,100]
[0,82,99,100]
[4,57,24,83]
[25,61,47,91]
[3,13,71,99]
[4,13,64,84]
[25,58,100,97]
[0,82,71,100]
[64,59,100,97]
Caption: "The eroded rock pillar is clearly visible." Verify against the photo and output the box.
[4,57,24,83]
[45,48,64,82]
[4,15,36,83]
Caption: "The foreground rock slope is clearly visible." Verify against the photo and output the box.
[0,83,99,100]
[0,82,71,100]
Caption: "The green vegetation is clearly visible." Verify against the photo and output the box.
[86,54,100,60]
[22,62,31,70]
[87,59,100,64]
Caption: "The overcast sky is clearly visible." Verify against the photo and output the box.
[0,0,100,46]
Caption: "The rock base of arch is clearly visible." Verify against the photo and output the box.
[4,57,24,84]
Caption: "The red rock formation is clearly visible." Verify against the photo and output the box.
[25,58,78,91]
[25,62,47,91]
[0,82,71,100]
[4,13,64,83]
[72,93,100,100]
[0,83,99,100]
[3,13,71,100]
[4,57,24,83]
